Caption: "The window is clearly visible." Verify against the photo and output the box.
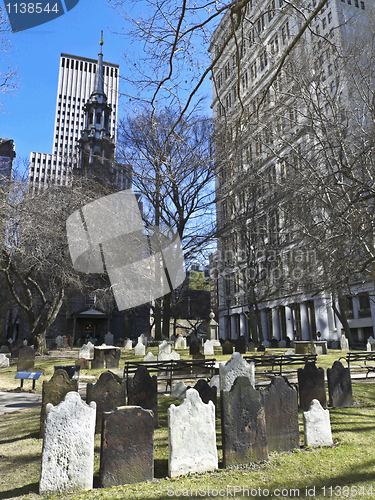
[260,50,268,70]
[282,22,290,44]
[328,11,332,22]
[361,1,365,8]
[322,17,326,29]
[328,63,333,76]
[270,36,279,54]
[250,62,257,80]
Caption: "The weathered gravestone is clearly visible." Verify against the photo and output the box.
[303,399,333,448]
[234,336,247,354]
[100,406,154,486]
[139,333,148,347]
[327,360,353,408]
[40,369,78,437]
[55,335,64,348]
[278,339,286,348]
[39,392,96,494]
[124,338,133,351]
[190,340,201,356]
[104,332,114,346]
[261,376,299,453]
[75,358,90,370]
[127,366,158,427]
[171,380,187,399]
[134,338,146,356]
[174,336,187,349]
[91,358,105,370]
[143,351,157,362]
[219,352,255,392]
[0,353,10,367]
[86,371,127,433]
[17,346,35,371]
[79,341,94,360]
[192,379,217,408]
[340,335,349,351]
[210,374,221,395]
[105,348,121,369]
[159,340,171,355]
[222,340,234,355]
[297,362,327,411]
[203,339,214,356]
[221,376,268,467]
[168,388,218,477]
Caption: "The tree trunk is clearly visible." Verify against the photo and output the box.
[162,292,172,339]
[332,297,354,348]
[31,330,48,355]
[154,298,162,340]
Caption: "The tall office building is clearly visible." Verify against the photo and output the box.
[29,48,120,190]
[210,0,375,345]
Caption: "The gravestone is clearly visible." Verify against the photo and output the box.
[285,349,294,356]
[17,346,35,371]
[262,340,270,348]
[105,349,121,369]
[100,406,154,487]
[219,352,255,392]
[303,399,333,448]
[171,380,187,399]
[40,369,78,437]
[203,340,214,356]
[0,345,10,353]
[248,342,256,352]
[79,341,94,360]
[143,352,157,362]
[261,376,299,453]
[128,366,158,427]
[124,338,133,351]
[87,371,127,433]
[339,336,349,351]
[210,374,220,395]
[234,336,246,354]
[297,362,327,410]
[55,335,64,348]
[315,346,323,356]
[368,336,375,351]
[104,332,114,346]
[159,340,171,355]
[75,358,89,370]
[139,333,148,347]
[91,358,104,370]
[39,392,96,494]
[192,379,217,408]
[170,350,180,360]
[221,376,268,467]
[134,338,146,356]
[0,353,10,367]
[190,340,201,356]
[327,360,353,408]
[367,342,371,352]
[193,351,205,360]
[168,388,218,477]
[222,340,234,355]
[278,339,286,348]
[175,336,187,349]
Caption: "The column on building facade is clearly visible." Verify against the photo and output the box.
[261,309,269,341]
[239,313,247,338]
[352,296,359,320]
[326,299,337,339]
[219,315,226,341]
[300,302,310,340]
[272,307,280,340]
[230,315,238,339]
[285,305,294,340]
[314,298,330,340]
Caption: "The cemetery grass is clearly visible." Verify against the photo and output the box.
[1,384,375,499]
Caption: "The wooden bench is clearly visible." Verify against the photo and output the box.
[124,359,216,392]
[14,371,43,390]
[340,351,375,377]
[243,353,318,376]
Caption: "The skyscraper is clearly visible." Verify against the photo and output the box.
[29,47,119,190]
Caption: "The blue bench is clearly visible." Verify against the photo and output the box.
[14,371,43,390]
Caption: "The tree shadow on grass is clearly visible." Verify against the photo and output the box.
[0,482,39,499]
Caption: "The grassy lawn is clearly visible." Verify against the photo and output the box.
[1,349,374,499]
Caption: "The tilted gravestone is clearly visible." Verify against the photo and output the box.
[127,366,158,427]
[79,341,94,360]
[219,352,255,392]
[39,392,96,494]
[303,399,333,448]
[234,336,247,354]
[171,380,187,399]
[17,346,35,371]
[261,376,299,453]
[192,379,217,408]
[222,340,234,355]
[40,369,78,437]
[297,362,327,411]
[86,371,127,433]
[100,406,154,487]
[327,360,353,408]
[221,376,268,467]
[168,388,218,477]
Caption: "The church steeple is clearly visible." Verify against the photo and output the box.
[77,32,115,178]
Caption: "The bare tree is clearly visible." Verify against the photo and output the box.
[117,106,215,339]
[0,7,17,108]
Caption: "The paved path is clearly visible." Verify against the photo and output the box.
[0,391,42,415]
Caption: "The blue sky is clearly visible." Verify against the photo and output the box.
[1,0,155,168]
